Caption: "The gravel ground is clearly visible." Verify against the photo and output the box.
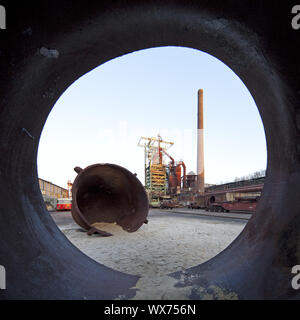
[51,210,247,299]
[55,210,246,277]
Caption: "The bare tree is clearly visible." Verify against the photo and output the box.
[234,169,265,182]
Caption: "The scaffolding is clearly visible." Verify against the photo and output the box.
[145,164,167,195]
[138,134,174,199]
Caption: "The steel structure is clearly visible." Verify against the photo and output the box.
[197,89,205,193]
[138,134,173,198]
[71,164,149,236]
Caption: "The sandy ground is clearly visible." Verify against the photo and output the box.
[57,211,246,277]
[52,210,247,299]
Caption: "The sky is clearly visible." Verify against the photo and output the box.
[37,46,267,189]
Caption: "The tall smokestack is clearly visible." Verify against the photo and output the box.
[197,89,205,193]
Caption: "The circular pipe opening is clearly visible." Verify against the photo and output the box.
[38,46,266,286]
[1,2,300,299]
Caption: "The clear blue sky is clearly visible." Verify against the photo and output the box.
[37,46,267,189]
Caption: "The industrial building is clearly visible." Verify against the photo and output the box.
[138,88,206,207]
[138,89,263,211]
[39,178,69,210]
[39,178,69,199]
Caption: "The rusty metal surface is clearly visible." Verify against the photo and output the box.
[197,89,205,193]
[71,163,149,235]
[204,184,263,196]
[0,0,300,300]
[206,177,265,192]
[197,89,204,130]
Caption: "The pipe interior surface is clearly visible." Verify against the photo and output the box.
[72,164,149,233]
[0,1,300,299]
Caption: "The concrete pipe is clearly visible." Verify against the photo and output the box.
[0,1,300,299]
[71,164,149,236]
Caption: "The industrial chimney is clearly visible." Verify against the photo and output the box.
[197,89,205,193]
